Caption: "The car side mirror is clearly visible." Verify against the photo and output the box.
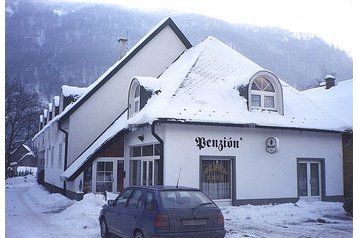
[107,200,115,206]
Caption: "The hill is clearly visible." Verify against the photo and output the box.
[5,0,353,101]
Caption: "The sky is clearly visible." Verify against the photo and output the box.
[51,0,355,54]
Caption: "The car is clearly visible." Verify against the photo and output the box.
[99,186,226,238]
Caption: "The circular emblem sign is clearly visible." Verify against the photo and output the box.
[266,137,278,154]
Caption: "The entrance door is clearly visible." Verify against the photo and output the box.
[298,161,321,201]
[94,158,125,193]
[142,160,153,186]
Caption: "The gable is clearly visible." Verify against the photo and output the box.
[59,17,191,122]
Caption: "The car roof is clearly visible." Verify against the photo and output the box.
[125,186,201,192]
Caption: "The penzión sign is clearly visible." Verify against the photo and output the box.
[195,137,243,151]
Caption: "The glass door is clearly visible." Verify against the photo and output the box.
[94,158,125,193]
[96,161,114,193]
[142,160,154,186]
[298,161,321,201]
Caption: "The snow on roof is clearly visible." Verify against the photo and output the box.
[134,76,162,91]
[325,74,336,80]
[22,144,34,155]
[127,36,350,132]
[40,115,43,122]
[61,85,88,97]
[53,96,60,107]
[61,111,128,180]
[303,79,352,127]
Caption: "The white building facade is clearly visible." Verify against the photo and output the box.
[33,18,350,205]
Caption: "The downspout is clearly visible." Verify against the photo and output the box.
[151,122,164,185]
[58,120,68,196]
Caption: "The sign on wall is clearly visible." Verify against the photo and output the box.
[266,137,279,154]
[195,137,243,151]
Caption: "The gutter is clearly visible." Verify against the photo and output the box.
[151,122,164,185]
[58,120,68,196]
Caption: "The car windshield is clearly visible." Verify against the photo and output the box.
[160,190,214,209]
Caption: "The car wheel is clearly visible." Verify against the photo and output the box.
[100,218,110,238]
[134,231,144,238]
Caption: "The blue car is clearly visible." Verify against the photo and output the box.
[99,186,226,238]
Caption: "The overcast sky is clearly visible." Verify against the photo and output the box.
[57,0,354,54]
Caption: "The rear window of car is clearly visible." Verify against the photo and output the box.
[160,190,215,208]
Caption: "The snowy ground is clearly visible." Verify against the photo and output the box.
[5,175,353,238]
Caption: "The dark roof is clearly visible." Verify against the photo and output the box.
[60,17,192,122]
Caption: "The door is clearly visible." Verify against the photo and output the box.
[94,158,125,193]
[298,161,321,201]
[130,159,158,186]
[96,161,114,193]
[142,160,154,186]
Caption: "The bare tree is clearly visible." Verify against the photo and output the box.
[5,77,42,176]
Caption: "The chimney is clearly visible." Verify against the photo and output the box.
[118,37,128,60]
[325,74,336,89]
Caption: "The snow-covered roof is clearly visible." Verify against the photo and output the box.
[62,36,351,181]
[53,96,60,107]
[127,36,351,132]
[303,79,352,128]
[61,85,88,97]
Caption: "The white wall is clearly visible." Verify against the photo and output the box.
[67,26,188,165]
[163,123,343,200]
[33,120,66,189]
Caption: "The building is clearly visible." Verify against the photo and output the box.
[32,18,352,205]
[303,79,353,199]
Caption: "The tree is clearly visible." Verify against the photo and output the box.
[5,77,42,176]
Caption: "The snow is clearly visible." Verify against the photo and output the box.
[16,166,37,175]
[53,96,60,107]
[303,79,352,127]
[61,85,88,97]
[5,175,353,238]
[127,36,351,132]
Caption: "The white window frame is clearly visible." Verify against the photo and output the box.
[128,79,141,118]
[248,71,284,115]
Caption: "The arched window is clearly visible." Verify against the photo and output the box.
[248,71,283,115]
[128,79,141,118]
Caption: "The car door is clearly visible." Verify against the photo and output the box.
[119,189,144,237]
[106,188,134,235]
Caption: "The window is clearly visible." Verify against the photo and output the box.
[134,85,140,113]
[145,192,155,211]
[50,146,55,167]
[58,143,63,168]
[201,159,232,200]
[251,77,276,110]
[128,79,141,118]
[130,144,160,157]
[127,190,143,209]
[248,71,283,115]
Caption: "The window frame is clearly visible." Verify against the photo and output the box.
[128,79,141,118]
[248,71,284,115]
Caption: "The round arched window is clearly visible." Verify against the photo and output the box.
[248,71,283,115]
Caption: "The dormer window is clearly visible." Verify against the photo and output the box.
[128,77,161,118]
[133,85,140,113]
[248,71,284,115]
[128,80,141,118]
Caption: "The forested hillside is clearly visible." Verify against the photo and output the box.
[5,0,353,101]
